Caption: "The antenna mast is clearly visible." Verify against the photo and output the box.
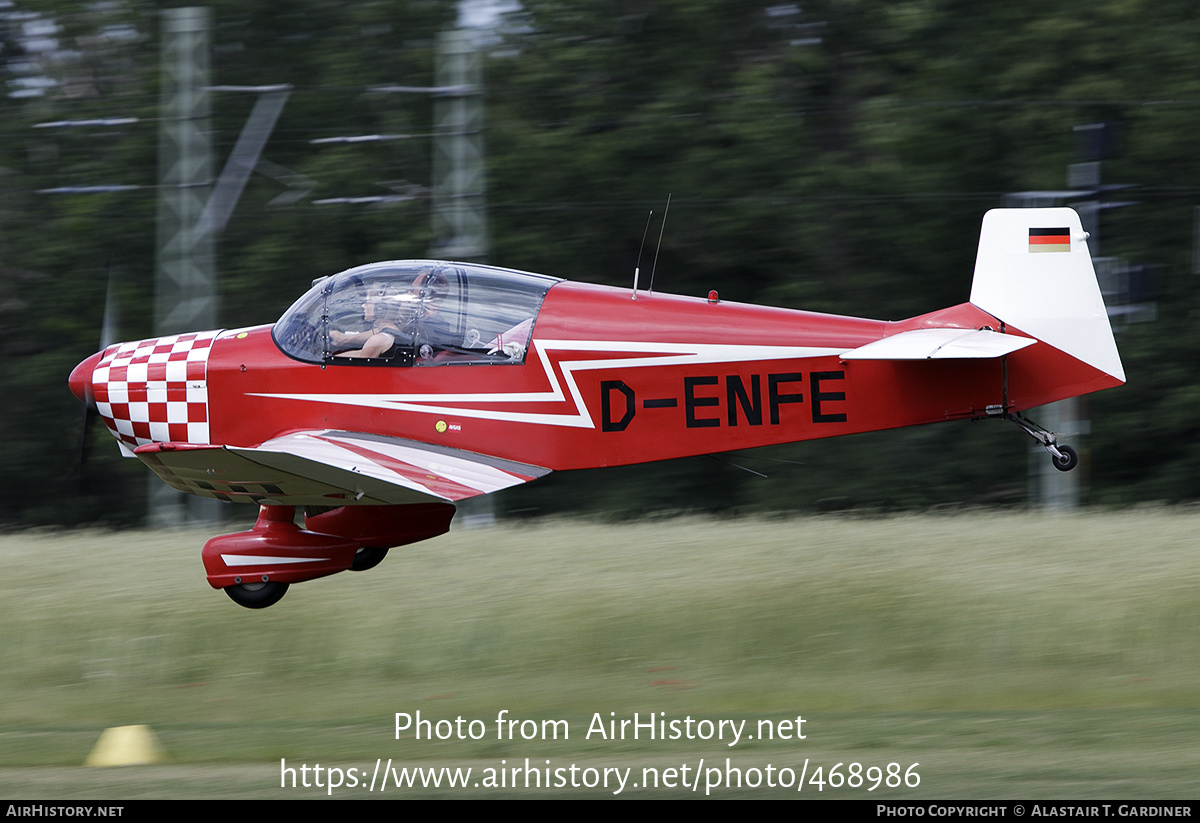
[648,193,671,294]
[632,209,653,300]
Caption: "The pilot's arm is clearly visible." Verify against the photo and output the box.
[330,328,373,348]
[341,331,395,358]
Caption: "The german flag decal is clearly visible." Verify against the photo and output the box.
[1029,227,1071,253]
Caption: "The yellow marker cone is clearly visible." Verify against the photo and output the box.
[84,724,165,767]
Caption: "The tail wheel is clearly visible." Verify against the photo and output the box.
[224,580,289,609]
[1052,444,1079,472]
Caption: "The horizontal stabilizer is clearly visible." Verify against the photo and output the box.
[841,328,1035,361]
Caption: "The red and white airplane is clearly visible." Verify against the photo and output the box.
[68,208,1123,608]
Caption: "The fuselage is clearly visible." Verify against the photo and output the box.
[69,268,1120,474]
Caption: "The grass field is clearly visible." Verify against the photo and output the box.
[1,510,1197,798]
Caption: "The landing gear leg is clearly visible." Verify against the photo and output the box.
[1007,412,1079,472]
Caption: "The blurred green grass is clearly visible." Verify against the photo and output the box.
[1,510,1197,797]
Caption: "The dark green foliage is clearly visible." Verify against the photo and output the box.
[2,0,1197,524]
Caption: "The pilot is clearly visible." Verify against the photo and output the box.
[334,269,452,360]
[330,284,405,358]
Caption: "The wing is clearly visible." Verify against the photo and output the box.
[840,328,1035,360]
[133,430,550,506]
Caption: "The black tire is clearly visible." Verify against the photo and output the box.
[224,580,289,609]
[350,546,389,572]
[1052,444,1079,472]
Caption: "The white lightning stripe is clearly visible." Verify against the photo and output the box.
[250,340,844,429]
[222,554,329,566]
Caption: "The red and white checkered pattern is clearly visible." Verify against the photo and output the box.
[92,330,219,449]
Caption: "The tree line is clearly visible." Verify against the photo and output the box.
[1,0,1195,525]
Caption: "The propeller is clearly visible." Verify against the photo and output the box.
[69,265,120,501]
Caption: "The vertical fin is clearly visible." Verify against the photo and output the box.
[970,208,1124,383]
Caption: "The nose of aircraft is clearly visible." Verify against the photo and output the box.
[69,351,103,406]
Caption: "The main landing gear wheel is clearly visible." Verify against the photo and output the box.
[224,580,289,609]
[350,546,389,572]
[1052,444,1079,473]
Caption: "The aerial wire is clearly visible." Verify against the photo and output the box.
[648,193,670,294]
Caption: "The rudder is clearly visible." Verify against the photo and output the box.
[969,207,1124,384]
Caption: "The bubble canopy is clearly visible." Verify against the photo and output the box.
[272,261,559,366]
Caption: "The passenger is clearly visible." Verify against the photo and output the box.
[410,269,454,360]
